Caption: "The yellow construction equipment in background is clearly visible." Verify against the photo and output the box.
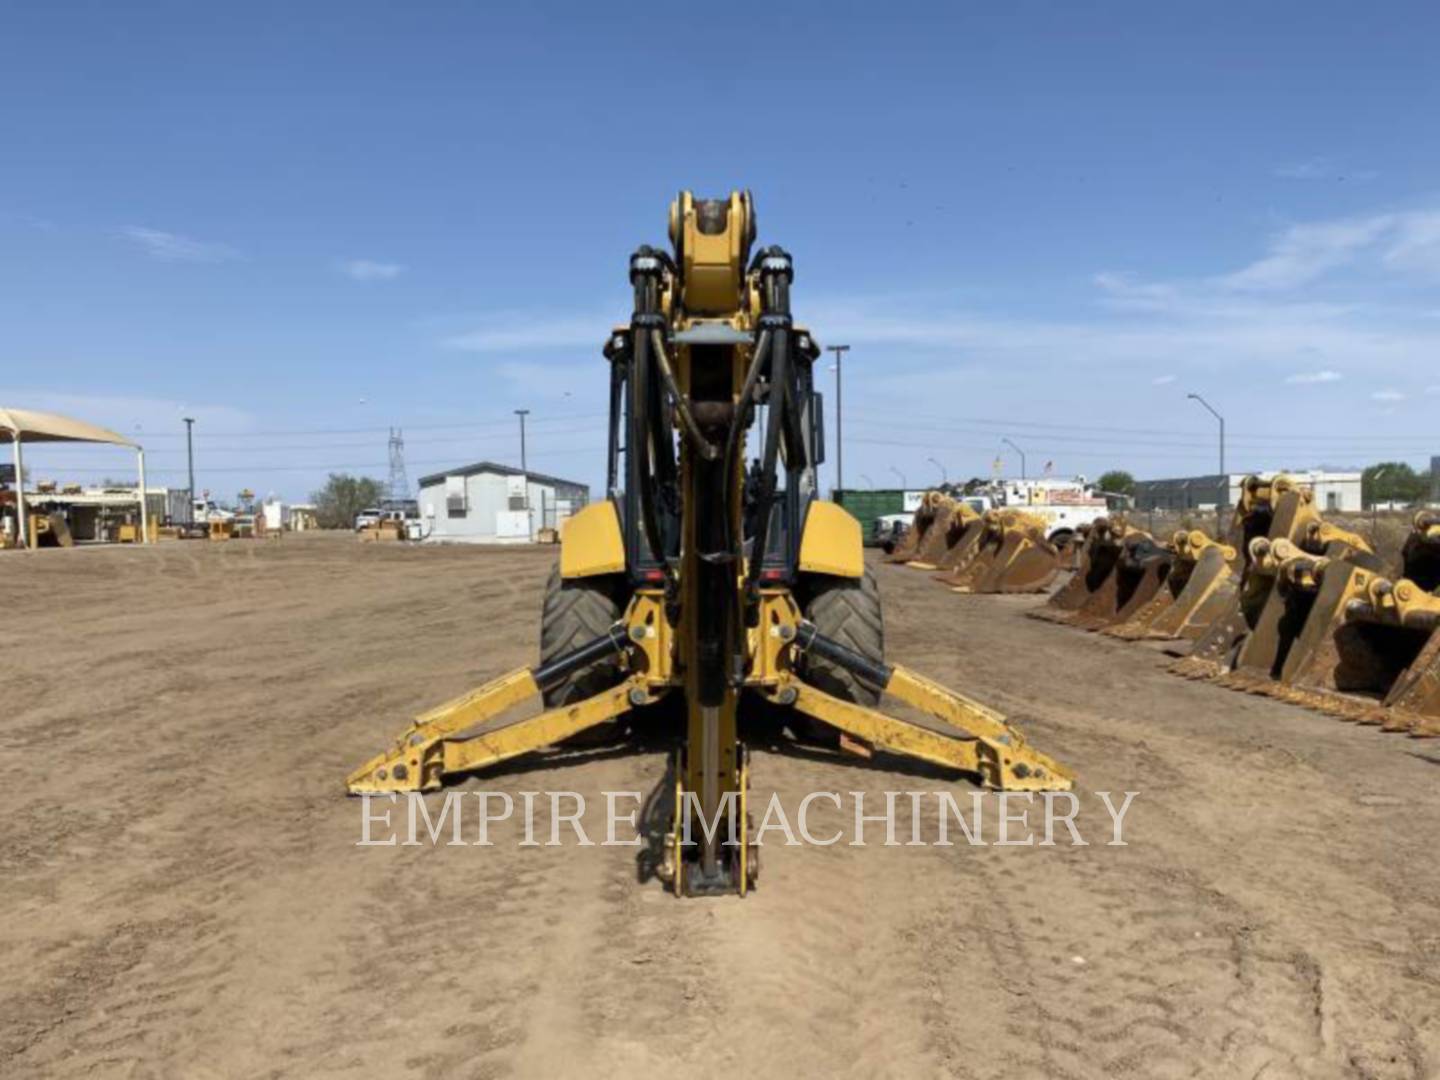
[1020,478,1440,737]
[348,192,1073,895]
[885,490,953,565]
[940,509,1062,594]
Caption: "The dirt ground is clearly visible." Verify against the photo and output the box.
[4,533,1439,1080]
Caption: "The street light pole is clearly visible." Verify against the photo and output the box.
[1370,466,1389,541]
[1186,392,1226,519]
[827,344,849,499]
[1001,437,1026,481]
[182,417,196,524]
[926,456,947,486]
[889,465,906,488]
[515,409,531,540]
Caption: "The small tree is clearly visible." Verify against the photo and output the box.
[312,473,386,528]
[1096,470,1136,496]
[1362,462,1428,508]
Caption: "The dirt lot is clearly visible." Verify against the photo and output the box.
[4,533,1439,1079]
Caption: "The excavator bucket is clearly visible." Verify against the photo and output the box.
[1172,476,1379,682]
[1065,530,1175,631]
[1138,533,1239,641]
[976,526,1063,593]
[1400,510,1440,588]
[907,499,975,570]
[885,491,950,564]
[1028,517,1126,623]
[1170,476,1332,677]
[1051,530,1079,571]
[1253,511,1440,731]
[929,507,988,578]
[1217,541,1336,694]
[947,513,1062,594]
[1102,530,1223,640]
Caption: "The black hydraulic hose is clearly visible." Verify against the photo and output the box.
[605,348,625,498]
[795,621,894,691]
[744,322,789,599]
[649,328,719,462]
[630,305,670,582]
[720,328,771,557]
[532,625,631,690]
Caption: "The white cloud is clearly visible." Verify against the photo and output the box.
[440,311,620,353]
[120,226,238,263]
[1151,374,1177,385]
[0,388,255,439]
[1274,158,1331,180]
[1426,385,1440,395]
[1199,210,1440,293]
[338,259,405,281]
[1219,214,1394,292]
[1371,388,1406,402]
[1274,159,1378,183]
[1382,211,1440,275]
[1284,370,1343,385]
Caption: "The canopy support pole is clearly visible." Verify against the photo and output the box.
[13,436,26,549]
[137,447,149,544]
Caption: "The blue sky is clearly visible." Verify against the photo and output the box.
[3,2,1439,502]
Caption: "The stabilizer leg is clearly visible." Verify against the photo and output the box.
[780,679,1071,791]
[787,621,1073,791]
[347,673,648,794]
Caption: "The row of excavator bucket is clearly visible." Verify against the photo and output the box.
[1022,474,1440,737]
[887,492,1064,594]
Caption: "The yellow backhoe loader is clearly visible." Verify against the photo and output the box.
[347,192,1072,895]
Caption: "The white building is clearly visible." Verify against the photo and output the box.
[417,461,589,544]
[1134,470,1362,513]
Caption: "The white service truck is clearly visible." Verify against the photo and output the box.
[963,478,1109,546]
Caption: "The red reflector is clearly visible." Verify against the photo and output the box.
[760,569,783,582]
[642,569,665,582]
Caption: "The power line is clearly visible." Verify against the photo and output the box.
[127,412,609,441]
[842,416,1440,453]
[844,407,1440,445]
[27,446,607,476]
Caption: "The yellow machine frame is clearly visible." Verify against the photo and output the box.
[347,190,1073,896]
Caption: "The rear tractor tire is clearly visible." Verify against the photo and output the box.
[539,567,628,744]
[798,566,886,722]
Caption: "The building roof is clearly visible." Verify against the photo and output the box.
[416,460,588,491]
[1134,469,1361,488]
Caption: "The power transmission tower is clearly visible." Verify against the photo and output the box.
[387,427,409,504]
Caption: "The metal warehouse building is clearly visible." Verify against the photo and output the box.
[1133,470,1362,513]
[417,461,589,544]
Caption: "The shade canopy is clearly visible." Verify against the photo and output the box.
[0,406,137,447]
